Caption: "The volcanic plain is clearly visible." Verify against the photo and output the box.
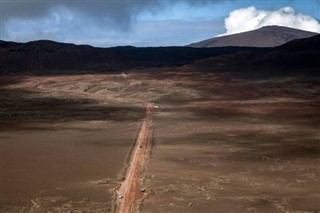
[1,68,319,213]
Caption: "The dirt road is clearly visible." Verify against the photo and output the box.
[116,102,154,213]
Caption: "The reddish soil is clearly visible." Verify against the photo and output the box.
[116,103,154,213]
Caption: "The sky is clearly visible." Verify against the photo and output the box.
[1,0,320,47]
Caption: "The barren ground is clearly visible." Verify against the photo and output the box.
[1,70,319,212]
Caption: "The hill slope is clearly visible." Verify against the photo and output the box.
[0,40,128,72]
[188,26,318,48]
[186,34,320,76]
[0,40,262,73]
[1,33,319,74]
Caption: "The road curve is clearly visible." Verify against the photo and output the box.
[116,102,154,213]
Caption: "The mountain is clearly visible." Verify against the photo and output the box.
[252,34,320,71]
[1,32,319,74]
[273,33,320,52]
[0,39,261,73]
[0,40,128,72]
[186,34,320,76]
[188,26,318,48]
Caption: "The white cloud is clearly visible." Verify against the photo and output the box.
[219,6,320,36]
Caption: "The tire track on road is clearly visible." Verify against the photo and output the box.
[116,102,154,213]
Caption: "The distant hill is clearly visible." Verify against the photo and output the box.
[0,40,127,72]
[253,34,320,71]
[1,33,319,74]
[188,26,318,48]
[0,39,260,73]
[186,34,320,76]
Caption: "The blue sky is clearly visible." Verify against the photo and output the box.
[1,0,319,47]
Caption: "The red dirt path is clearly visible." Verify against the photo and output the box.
[116,103,154,213]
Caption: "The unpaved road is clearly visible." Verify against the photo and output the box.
[116,102,154,213]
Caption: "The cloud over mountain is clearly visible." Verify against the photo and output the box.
[220,6,320,36]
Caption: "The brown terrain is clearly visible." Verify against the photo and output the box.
[1,69,319,213]
[1,35,320,213]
